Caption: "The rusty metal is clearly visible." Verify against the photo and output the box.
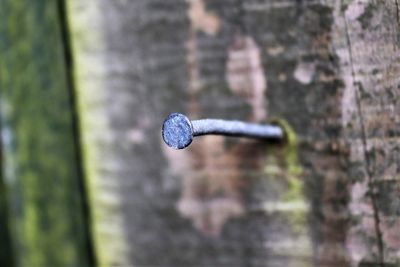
[162,113,283,149]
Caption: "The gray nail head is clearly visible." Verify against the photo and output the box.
[162,113,193,149]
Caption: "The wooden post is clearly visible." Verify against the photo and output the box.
[0,130,13,267]
[6,0,397,266]
[0,0,93,266]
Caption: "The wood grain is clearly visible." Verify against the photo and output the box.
[68,0,400,266]
[0,0,92,266]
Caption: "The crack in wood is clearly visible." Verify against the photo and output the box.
[343,12,385,267]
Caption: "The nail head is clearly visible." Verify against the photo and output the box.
[162,113,193,149]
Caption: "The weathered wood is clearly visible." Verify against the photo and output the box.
[66,1,132,265]
[0,136,13,266]
[68,0,400,266]
[334,2,400,266]
[0,0,93,266]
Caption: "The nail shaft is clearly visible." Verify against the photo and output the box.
[162,113,283,150]
[191,119,282,139]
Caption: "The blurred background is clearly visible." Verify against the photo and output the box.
[0,0,399,266]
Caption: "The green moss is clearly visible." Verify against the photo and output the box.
[66,1,126,265]
[264,119,306,234]
[0,139,14,266]
[0,0,91,266]
[266,119,303,196]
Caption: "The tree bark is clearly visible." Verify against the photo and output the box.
[67,0,400,266]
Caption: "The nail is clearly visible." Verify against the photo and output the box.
[162,113,283,149]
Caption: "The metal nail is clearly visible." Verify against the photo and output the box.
[162,113,284,149]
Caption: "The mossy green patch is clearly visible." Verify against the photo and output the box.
[0,140,14,266]
[66,0,127,265]
[264,119,306,234]
[0,0,92,266]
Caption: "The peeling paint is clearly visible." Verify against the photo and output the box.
[187,0,220,36]
[267,45,284,57]
[293,61,316,85]
[172,135,248,237]
[164,31,268,236]
[345,1,367,21]
[226,35,267,121]
[126,117,151,144]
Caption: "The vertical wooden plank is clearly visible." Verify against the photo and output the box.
[66,1,127,266]
[0,126,13,266]
[67,0,400,266]
[68,0,312,266]
[333,1,400,266]
[0,0,92,266]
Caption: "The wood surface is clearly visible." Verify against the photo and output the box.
[0,0,93,266]
[68,1,400,266]
[0,0,398,266]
